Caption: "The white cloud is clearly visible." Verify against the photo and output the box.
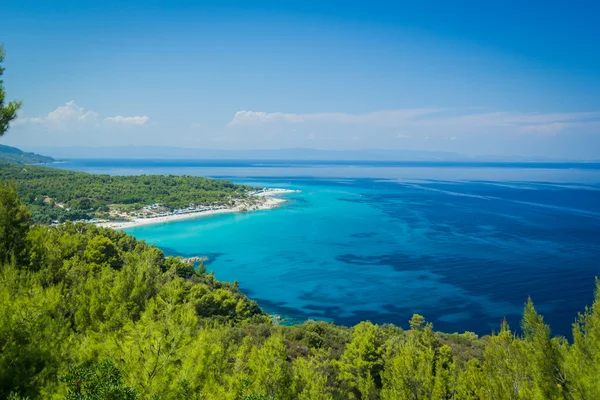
[228,108,440,126]
[11,101,600,157]
[104,116,149,125]
[46,100,99,122]
[228,108,600,136]
[15,100,100,128]
[15,101,149,129]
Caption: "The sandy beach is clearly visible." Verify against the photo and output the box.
[95,190,294,230]
[253,188,301,197]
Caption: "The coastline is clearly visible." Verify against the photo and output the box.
[95,189,295,230]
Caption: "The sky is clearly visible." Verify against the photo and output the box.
[2,0,600,159]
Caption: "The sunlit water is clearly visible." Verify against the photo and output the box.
[52,160,600,336]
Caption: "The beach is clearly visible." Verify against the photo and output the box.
[95,190,294,230]
[253,188,301,197]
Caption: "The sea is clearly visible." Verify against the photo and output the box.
[50,159,600,337]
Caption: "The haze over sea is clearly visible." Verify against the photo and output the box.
[54,159,600,337]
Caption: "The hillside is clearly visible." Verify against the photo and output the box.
[25,146,467,161]
[0,144,54,164]
[1,180,600,399]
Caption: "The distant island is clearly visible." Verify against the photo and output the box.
[0,144,54,164]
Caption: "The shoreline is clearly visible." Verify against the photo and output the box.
[95,189,295,230]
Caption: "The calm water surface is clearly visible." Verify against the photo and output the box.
[52,160,600,336]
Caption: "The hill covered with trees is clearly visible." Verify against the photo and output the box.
[0,145,54,164]
[2,179,600,399]
[0,162,254,224]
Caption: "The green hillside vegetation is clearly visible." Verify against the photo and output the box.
[2,180,600,399]
[0,162,254,224]
[0,145,54,164]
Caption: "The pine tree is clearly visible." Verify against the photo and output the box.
[0,181,30,264]
[521,298,568,399]
[337,321,383,399]
[565,279,600,398]
[0,44,21,137]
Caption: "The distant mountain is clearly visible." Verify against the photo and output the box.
[21,146,592,162]
[25,146,469,161]
[0,144,54,164]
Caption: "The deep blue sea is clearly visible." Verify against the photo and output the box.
[51,159,600,337]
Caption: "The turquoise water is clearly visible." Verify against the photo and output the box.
[54,160,600,336]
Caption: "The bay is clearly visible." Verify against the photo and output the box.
[52,159,600,336]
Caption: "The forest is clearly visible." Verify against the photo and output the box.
[0,145,54,164]
[0,162,254,224]
[2,179,600,399]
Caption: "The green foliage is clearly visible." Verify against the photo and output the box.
[232,333,294,399]
[0,264,69,398]
[337,321,383,399]
[0,181,30,264]
[0,45,22,137]
[521,298,567,398]
[61,359,138,400]
[2,190,600,399]
[0,162,254,224]
[565,278,600,398]
[84,236,121,269]
[381,316,438,399]
[293,350,334,400]
[0,145,54,165]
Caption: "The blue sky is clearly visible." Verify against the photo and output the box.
[2,0,600,158]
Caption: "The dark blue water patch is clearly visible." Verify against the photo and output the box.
[336,253,436,270]
[363,184,598,251]
[200,253,228,265]
[251,282,523,334]
[329,185,600,336]
[334,248,597,335]
[337,197,370,204]
[349,232,379,239]
[302,304,345,313]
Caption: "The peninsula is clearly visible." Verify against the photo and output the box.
[0,144,55,164]
[0,161,298,225]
